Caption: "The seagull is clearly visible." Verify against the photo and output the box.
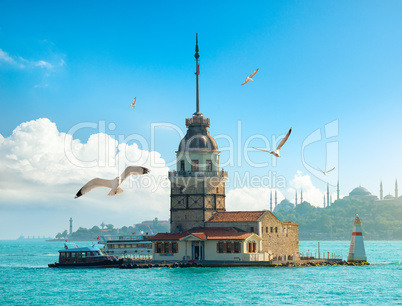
[74,166,150,198]
[130,97,136,109]
[241,68,259,85]
[252,128,292,157]
[318,167,335,176]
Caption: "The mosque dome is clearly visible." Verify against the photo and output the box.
[274,199,295,212]
[178,114,218,152]
[349,186,371,196]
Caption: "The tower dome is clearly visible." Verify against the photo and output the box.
[178,113,218,152]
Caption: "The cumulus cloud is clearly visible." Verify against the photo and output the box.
[288,171,325,206]
[227,187,285,211]
[0,118,170,219]
[226,171,325,211]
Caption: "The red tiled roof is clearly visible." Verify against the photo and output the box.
[283,222,298,226]
[150,227,259,241]
[207,211,266,222]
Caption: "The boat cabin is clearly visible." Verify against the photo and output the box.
[58,246,113,264]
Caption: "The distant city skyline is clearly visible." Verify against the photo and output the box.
[1,1,402,239]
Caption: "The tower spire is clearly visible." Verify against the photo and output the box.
[327,183,330,207]
[396,179,398,198]
[275,189,277,206]
[295,190,298,206]
[300,189,303,203]
[270,190,273,212]
[194,33,200,115]
[337,180,340,200]
[380,180,383,200]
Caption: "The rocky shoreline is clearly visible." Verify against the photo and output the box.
[119,260,370,269]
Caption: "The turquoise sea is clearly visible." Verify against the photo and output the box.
[0,240,401,305]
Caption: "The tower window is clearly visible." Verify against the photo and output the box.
[180,160,185,171]
[191,160,199,171]
[206,160,212,171]
[250,227,254,233]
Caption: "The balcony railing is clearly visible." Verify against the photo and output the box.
[168,170,227,178]
[186,117,210,127]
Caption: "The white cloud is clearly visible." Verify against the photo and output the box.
[0,48,15,64]
[0,118,171,235]
[35,60,53,69]
[226,171,326,211]
[289,170,324,206]
[226,187,285,211]
[0,47,62,71]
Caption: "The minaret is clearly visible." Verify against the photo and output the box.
[330,194,332,206]
[347,214,367,262]
[300,189,303,203]
[69,217,73,236]
[380,181,383,200]
[337,180,340,200]
[168,35,228,233]
[295,190,298,206]
[395,179,398,198]
[327,183,330,207]
[275,189,277,206]
[323,195,326,208]
[270,190,273,212]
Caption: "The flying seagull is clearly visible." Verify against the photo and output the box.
[130,97,136,109]
[252,128,292,157]
[74,166,150,198]
[318,167,335,176]
[241,68,259,86]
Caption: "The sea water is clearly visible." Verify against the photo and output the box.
[0,240,401,305]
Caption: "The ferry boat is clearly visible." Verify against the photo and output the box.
[48,245,122,268]
[98,234,154,258]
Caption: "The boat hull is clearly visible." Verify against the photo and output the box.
[48,259,122,268]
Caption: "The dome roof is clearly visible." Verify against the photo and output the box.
[349,186,371,196]
[178,114,218,152]
[274,199,295,212]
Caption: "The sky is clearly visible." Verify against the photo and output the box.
[1,1,401,239]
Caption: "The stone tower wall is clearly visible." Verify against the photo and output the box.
[170,181,226,232]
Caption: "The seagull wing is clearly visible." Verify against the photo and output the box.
[75,178,114,198]
[317,167,324,174]
[276,128,292,151]
[326,167,335,174]
[250,68,259,78]
[241,78,249,86]
[252,147,272,153]
[119,166,150,182]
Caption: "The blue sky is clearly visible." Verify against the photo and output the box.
[1,1,401,238]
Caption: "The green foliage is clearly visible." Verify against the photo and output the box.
[275,199,402,240]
